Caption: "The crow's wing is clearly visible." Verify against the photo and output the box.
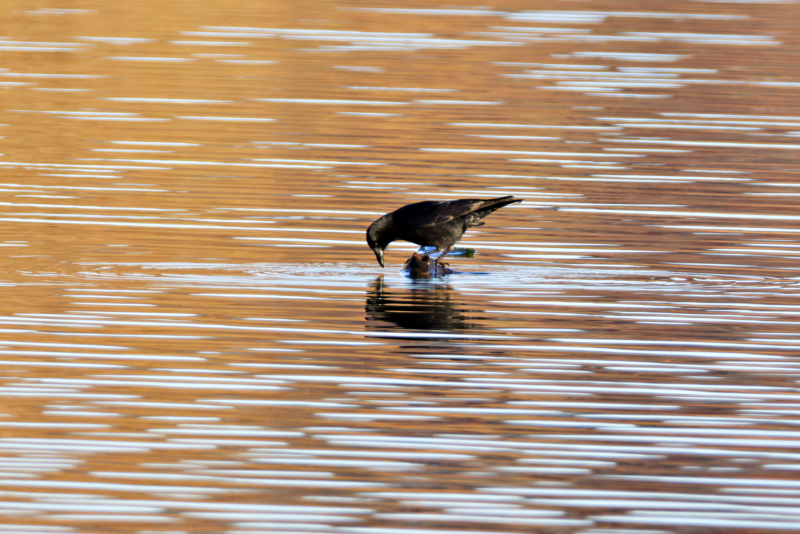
[393,197,514,228]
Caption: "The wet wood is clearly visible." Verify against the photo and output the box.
[402,252,454,278]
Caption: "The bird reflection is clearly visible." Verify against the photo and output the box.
[365,276,480,331]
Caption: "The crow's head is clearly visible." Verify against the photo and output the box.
[366,217,392,268]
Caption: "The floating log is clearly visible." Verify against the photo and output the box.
[402,252,453,278]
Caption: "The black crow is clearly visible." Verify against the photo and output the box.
[366,196,523,267]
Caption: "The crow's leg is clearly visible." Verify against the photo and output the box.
[420,247,440,259]
[433,244,453,265]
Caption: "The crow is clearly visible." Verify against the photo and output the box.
[366,196,523,267]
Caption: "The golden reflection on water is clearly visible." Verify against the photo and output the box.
[0,0,799,532]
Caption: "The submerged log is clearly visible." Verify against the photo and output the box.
[403,252,453,278]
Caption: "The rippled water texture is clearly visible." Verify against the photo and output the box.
[1,1,800,533]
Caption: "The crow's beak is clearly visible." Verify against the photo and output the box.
[372,247,385,268]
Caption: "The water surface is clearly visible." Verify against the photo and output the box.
[1,1,800,533]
